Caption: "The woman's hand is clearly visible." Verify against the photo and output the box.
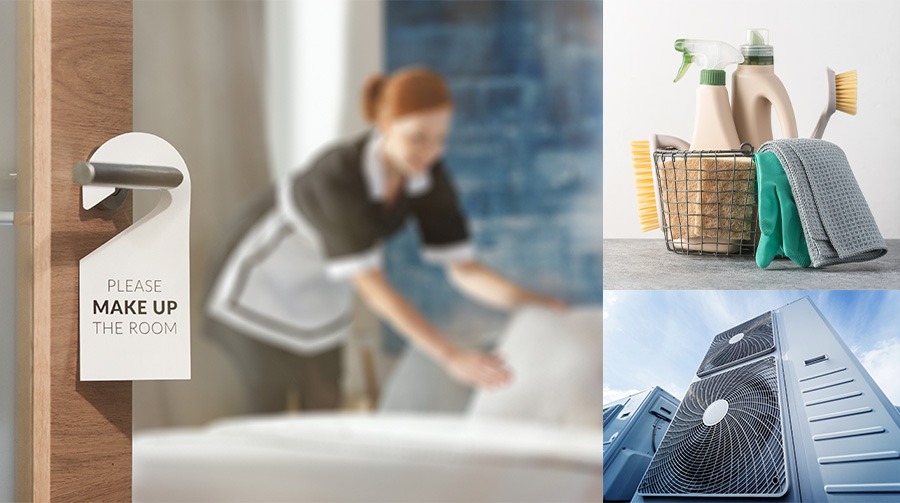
[353,269,513,390]
[442,347,512,389]
[521,292,569,313]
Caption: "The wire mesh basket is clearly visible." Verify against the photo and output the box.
[653,146,759,256]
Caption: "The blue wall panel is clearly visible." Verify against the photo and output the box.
[384,1,602,348]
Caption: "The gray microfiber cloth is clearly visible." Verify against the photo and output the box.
[759,139,886,267]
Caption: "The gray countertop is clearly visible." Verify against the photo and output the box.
[603,239,900,290]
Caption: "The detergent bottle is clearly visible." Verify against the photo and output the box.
[674,39,744,150]
[731,29,798,149]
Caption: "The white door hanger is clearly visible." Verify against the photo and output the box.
[74,132,191,381]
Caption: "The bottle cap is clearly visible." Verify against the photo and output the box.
[700,69,726,86]
[741,28,774,64]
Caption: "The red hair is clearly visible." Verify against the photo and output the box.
[361,67,453,123]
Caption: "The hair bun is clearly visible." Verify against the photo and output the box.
[361,74,386,122]
[361,67,452,124]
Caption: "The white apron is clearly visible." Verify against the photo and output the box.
[206,175,355,356]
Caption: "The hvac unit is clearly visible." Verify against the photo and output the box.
[632,297,900,503]
[696,311,775,377]
[603,387,679,501]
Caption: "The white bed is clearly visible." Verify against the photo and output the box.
[134,413,602,502]
[133,306,602,502]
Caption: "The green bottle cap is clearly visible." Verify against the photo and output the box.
[700,69,725,86]
[741,28,775,65]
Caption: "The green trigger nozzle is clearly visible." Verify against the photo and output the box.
[672,38,743,84]
[674,39,693,82]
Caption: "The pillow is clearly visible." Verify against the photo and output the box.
[467,306,602,429]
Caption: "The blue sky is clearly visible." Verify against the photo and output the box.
[604,290,900,405]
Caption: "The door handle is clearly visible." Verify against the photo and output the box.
[73,161,183,189]
[73,160,184,210]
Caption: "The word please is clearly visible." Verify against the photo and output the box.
[93,299,178,315]
[107,279,163,293]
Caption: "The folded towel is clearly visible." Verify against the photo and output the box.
[758,139,886,267]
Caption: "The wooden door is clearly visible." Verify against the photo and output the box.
[17,0,134,500]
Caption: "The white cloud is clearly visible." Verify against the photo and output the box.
[603,384,642,404]
[858,338,900,405]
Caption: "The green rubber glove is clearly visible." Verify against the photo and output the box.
[755,151,811,268]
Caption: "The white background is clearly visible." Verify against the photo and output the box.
[603,0,900,239]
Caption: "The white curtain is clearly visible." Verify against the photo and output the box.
[264,0,382,178]
[133,0,271,430]
[132,0,383,430]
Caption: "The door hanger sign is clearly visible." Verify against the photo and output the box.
[77,132,191,381]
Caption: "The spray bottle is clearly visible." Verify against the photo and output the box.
[731,29,798,149]
[674,39,744,150]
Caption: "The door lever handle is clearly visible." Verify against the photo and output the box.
[73,161,183,190]
[73,160,184,210]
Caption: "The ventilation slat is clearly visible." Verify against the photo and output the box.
[818,451,900,464]
[804,354,829,366]
[799,367,847,382]
[801,378,854,394]
[808,407,872,422]
[813,426,885,441]
[804,391,863,407]
[825,483,900,493]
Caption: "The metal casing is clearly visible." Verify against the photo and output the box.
[631,297,900,502]
[604,387,680,501]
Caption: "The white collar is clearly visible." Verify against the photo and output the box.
[362,131,432,202]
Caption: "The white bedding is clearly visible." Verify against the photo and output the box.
[134,413,602,502]
[468,307,603,428]
[134,307,603,502]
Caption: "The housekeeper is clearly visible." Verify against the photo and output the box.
[207,67,564,409]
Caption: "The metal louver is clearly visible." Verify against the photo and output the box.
[638,356,788,497]
[603,403,625,427]
[696,311,775,377]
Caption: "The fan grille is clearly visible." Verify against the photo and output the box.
[638,357,788,497]
[697,311,775,377]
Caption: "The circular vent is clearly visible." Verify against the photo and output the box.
[638,357,787,497]
[697,312,775,377]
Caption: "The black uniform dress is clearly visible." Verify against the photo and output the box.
[206,130,473,411]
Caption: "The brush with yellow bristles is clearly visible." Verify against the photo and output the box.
[632,134,690,232]
[811,67,857,139]
[632,140,659,232]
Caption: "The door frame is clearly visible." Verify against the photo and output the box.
[17,1,134,500]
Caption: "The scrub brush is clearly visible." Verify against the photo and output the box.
[632,140,658,232]
[811,67,857,139]
[632,134,690,232]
